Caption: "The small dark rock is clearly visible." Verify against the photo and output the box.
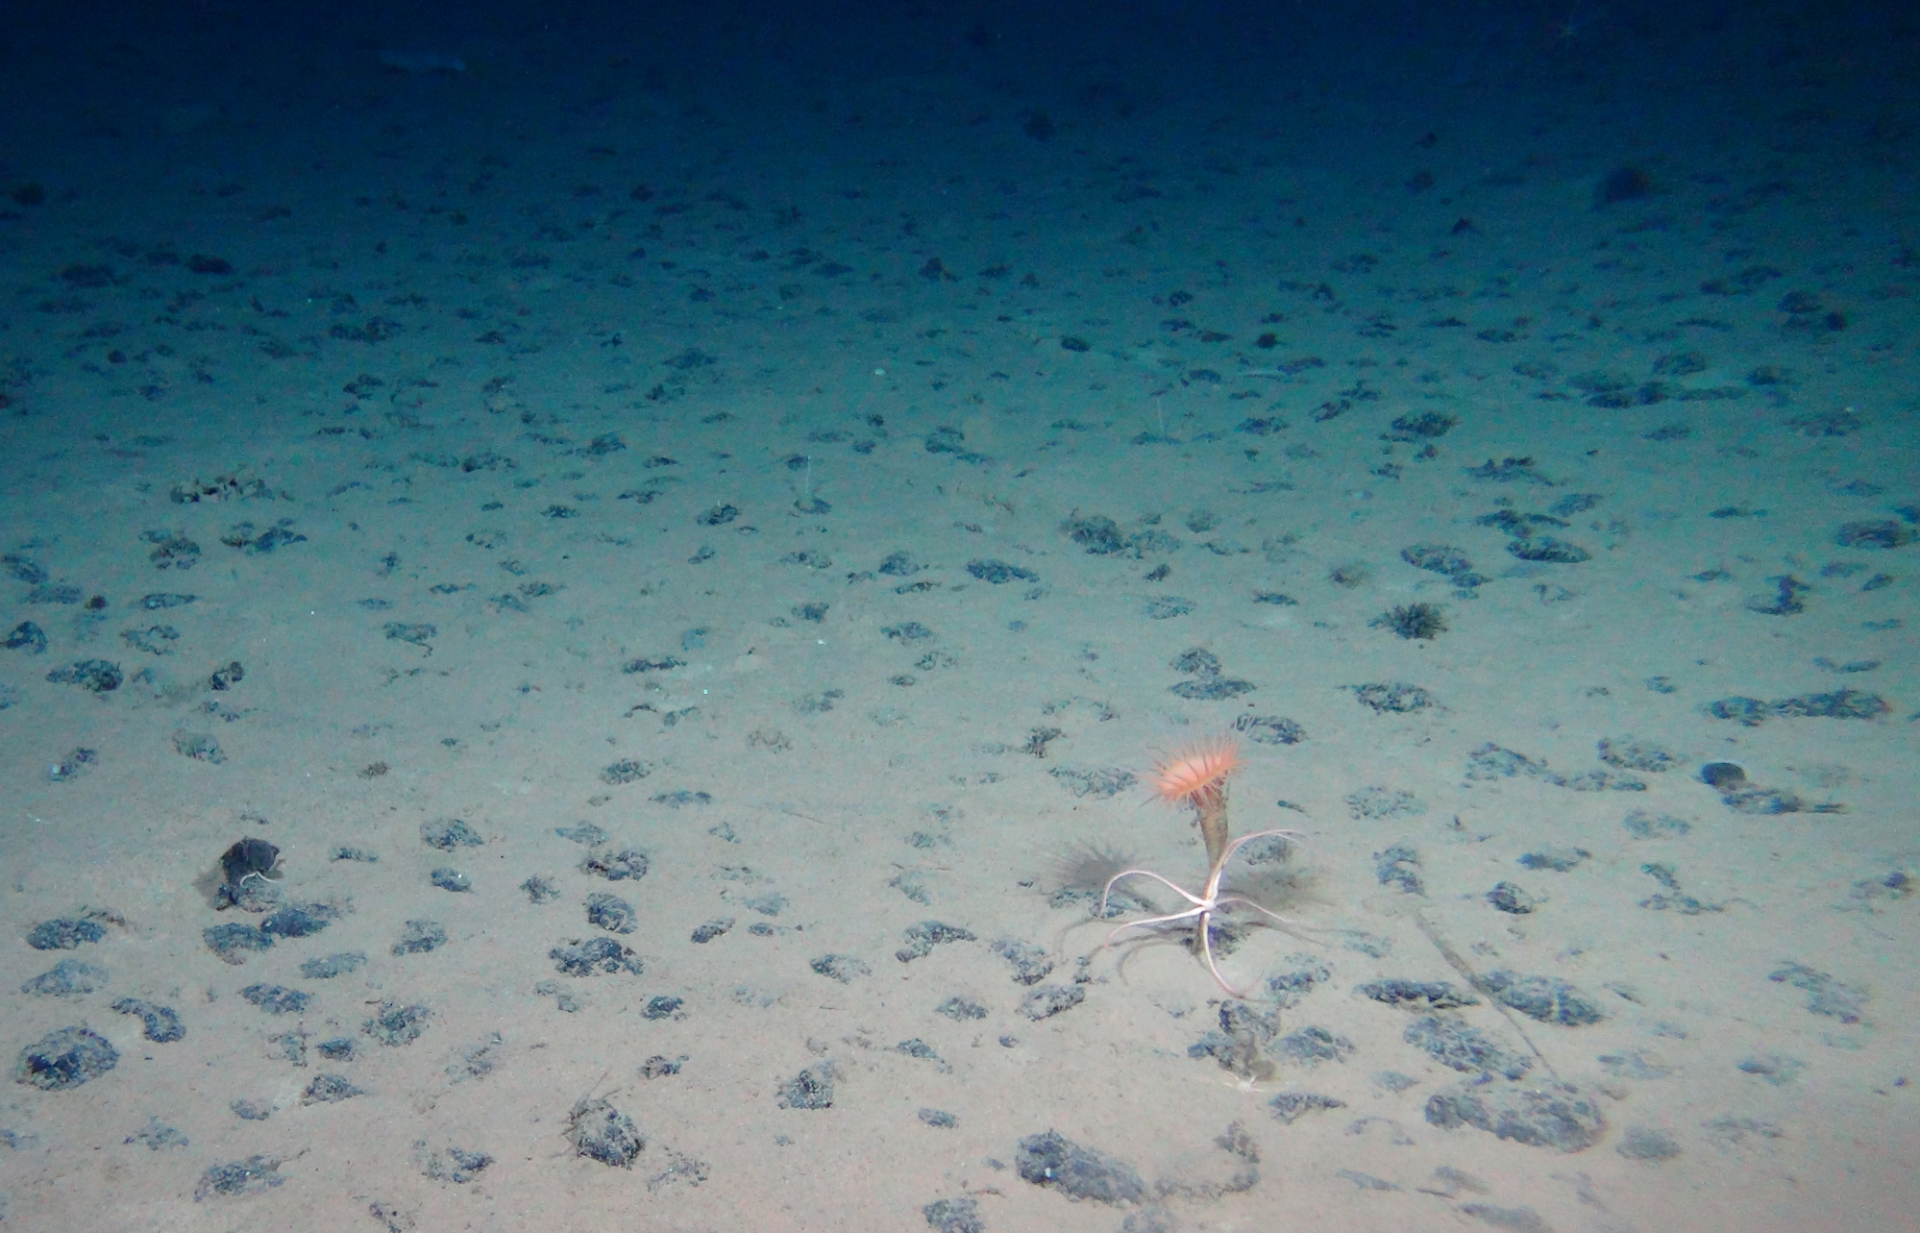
[1617,1126,1683,1161]
[112,998,186,1043]
[967,558,1039,584]
[570,1097,644,1166]
[1404,1015,1532,1080]
[4,621,48,653]
[1015,1130,1145,1205]
[300,952,366,979]
[363,1002,431,1047]
[1170,677,1254,700]
[584,848,650,880]
[27,917,107,950]
[1234,714,1306,745]
[1019,983,1086,1020]
[778,1062,838,1110]
[15,1026,118,1091]
[420,819,482,850]
[586,894,638,934]
[1517,847,1590,872]
[421,1145,494,1183]
[21,959,108,997]
[1062,514,1126,555]
[1768,962,1867,1024]
[1268,1091,1348,1124]
[550,936,643,977]
[46,659,122,692]
[392,919,448,955]
[1486,882,1538,914]
[1373,844,1424,895]
[1356,979,1478,1010]
[924,1197,983,1233]
[1350,683,1435,713]
[302,1074,364,1104]
[260,903,337,938]
[1597,737,1678,773]
[194,1154,284,1199]
[991,938,1055,986]
[1701,761,1746,789]
[599,752,652,783]
[897,920,977,963]
[1478,970,1605,1025]
[1276,1025,1354,1066]
[1507,537,1590,563]
[935,996,988,1020]
[1597,166,1653,205]
[810,954,871,983]
[1834,519,1917,550]
[204,922,274,963]
[1425,1083,1606,1152]
[240,984,310,1015]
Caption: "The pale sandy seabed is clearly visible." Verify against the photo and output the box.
[0,5,1916,1231]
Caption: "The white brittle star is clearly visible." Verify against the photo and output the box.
[1099,827,1306,999]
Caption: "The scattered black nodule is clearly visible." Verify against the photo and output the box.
[1701,762,1746,789]
[991,938,1054,986]
[1356,979,1479,1010]
[1769,962,1867,1024]
[302,1074,364,1104]
[1374,602,1447,640]
[421,818,482,850]
[967,558,1038,584]
[16,1026,118,1090]
[46,658,122,692]
[586,893,637,935]
[195,1154,284,1200]
[1350,682,1435,713]
[112,998,186,1043]
[1486,881,1538,914]
[363,1002,431,1046]
[240,984,309,1016]
[1426,1082,1606,1152]
[778,1062,837,1110]
[260,903,335,938]
[923,1197,981,1233]
[4,621,48,653]
[897,920,976,963]
[1015,1130,1145,1205]
[21,959,107,997]
[1508,536,1589,563]
[1270,1090,1347,1124]
[809,953,870,983]
[204,922,274,963]
[1834,519,1917,550]
[392,919,447,955]
[1019,983,1086,1020]
[1478,970,1605,1026]
[571,1097,645,1167]
[1597,165,1653,205]
[1403,1016,1531,1080]
[27,917,107,950]
[551,936,643,977]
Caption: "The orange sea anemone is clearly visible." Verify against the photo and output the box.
[1150,736,1240,810]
